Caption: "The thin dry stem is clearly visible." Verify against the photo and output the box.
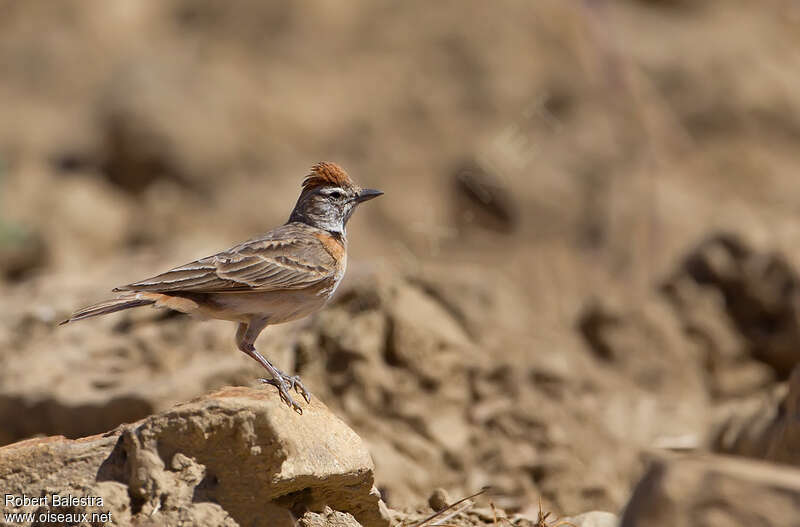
[411,487,490,527]
[534,497,577,527]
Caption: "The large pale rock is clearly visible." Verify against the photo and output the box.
[620,454,800,527]
[0,387,389,527]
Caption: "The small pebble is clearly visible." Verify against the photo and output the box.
[428,488,451,511]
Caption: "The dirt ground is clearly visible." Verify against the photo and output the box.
[1,0,800,522]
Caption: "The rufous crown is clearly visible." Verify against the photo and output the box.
[301,162,355,190]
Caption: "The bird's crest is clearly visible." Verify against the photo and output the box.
[302,162,355,190]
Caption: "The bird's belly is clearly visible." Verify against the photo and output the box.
[201,288,331,324]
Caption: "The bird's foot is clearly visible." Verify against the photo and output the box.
[277,371,312,403]
[259,370,311,413]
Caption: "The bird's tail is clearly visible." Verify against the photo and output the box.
[59,293,154,325]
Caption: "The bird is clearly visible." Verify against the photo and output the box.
[60,162,383,413]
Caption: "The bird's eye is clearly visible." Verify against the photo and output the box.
[329,191,343,199]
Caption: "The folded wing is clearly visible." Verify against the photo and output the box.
[114,225,335,294]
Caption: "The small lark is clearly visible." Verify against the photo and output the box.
[61,162,382,413]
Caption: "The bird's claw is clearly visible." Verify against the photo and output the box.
[258,371,311,413]
[282,374,312,403]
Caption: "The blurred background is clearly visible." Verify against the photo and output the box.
[1,0,800,519]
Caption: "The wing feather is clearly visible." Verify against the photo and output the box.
[114,224,336,294]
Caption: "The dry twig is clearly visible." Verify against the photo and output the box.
[533,497,576,527]
[410,487,490,527]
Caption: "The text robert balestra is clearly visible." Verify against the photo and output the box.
[4,493,104,507]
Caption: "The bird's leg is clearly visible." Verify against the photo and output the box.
[235,320,311,413]
[240,320,311,403]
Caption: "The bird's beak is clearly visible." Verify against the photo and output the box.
[355,188,384,203]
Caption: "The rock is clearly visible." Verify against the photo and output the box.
[298,507,363,527]
[0,387,389,527]
[515,504,618,527]
[662,233,800,380]
[563,511,619,527]
[712,364,800,465]
[0,224,46,282]
[576,297,709,446]
[763,365,800,465]
[428,488,451,511]
[712,360,775,399]
[452,159,519,233]
[710,382,786,458]
[620,454,800,527]
[386,280,473,385]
